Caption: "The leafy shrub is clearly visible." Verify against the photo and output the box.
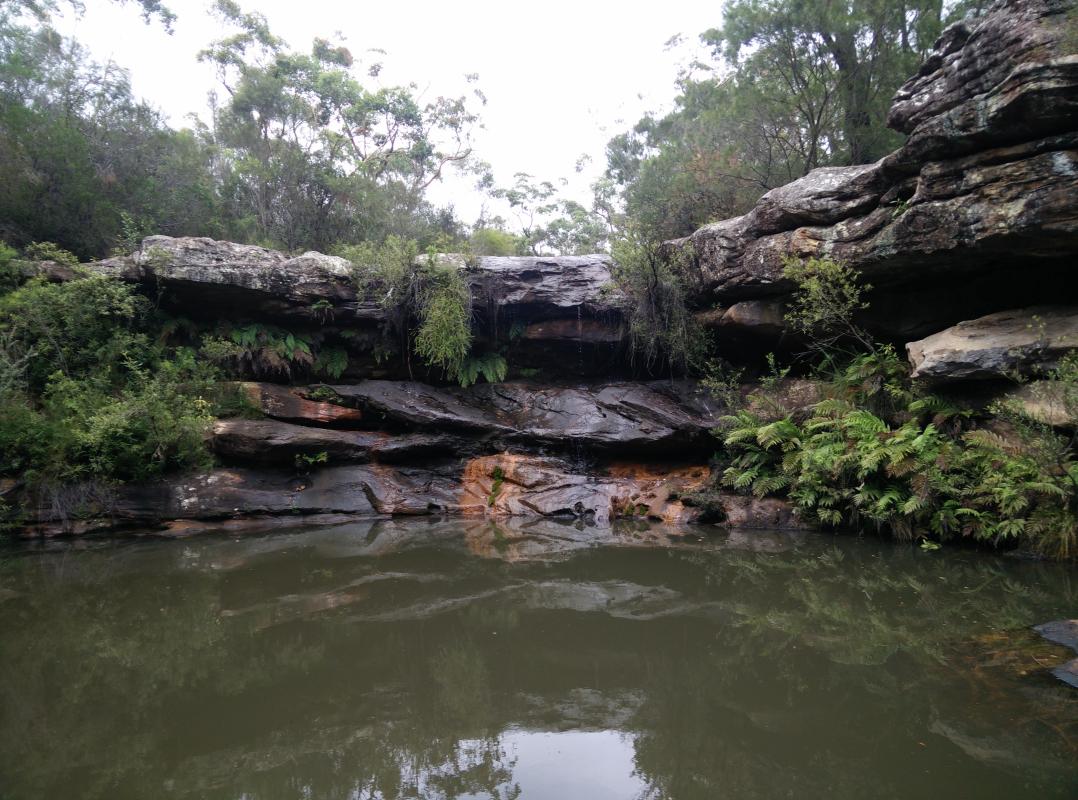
[340,238,488,385]
[0,352,214,488]
[782,255,875,359]
[23,242,80,269]
[0,275,152,393]
[610,230,706,375]
[470,227,525,257]
[0,276,218,497]
[719,348,1078,558]
[0,243,22,296]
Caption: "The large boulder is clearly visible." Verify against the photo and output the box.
[90,236,374,323]
[666,0,1078,347]
[906,306,1078,382]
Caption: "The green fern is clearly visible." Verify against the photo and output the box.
[456,352,508,388]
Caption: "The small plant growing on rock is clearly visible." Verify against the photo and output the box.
[339,237,482,384]
[295,451,329,475]
[458,353,508,388]
[487,466,505,507]
[313,346,349,380]
[782,255,874,360]
[610,229,706,376]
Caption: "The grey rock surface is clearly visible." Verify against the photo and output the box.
[906,306,1078,381]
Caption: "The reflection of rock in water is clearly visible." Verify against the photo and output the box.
[935,627,1078,777]
[1034,620,1078,688]
[720,528,806,553]
[4,517,1078,799]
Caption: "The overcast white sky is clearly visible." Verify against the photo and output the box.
[57,0,719,224]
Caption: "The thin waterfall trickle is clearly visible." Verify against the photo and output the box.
[576,304,584,374]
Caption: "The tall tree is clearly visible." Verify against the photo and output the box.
[605,0,976,242]
[0,6,217,256]
[711,0,949,165]
[201,0,482,251]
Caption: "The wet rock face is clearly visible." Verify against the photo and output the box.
[19,373,813,535]
[907,306,1078,382]
[239,383,364,428]
[210,419,463,465]
[23,454,806,535]
[471,255,614,317]
[324,380,722,455]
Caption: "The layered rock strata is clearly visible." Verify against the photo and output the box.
[19,0,1078,535]
[75,236,625,380]
[19,380,810,536]
[665,0,1078,357]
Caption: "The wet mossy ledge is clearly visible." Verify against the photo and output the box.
[2,0,1078,555]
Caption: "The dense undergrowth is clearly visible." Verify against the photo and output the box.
[0,244,257,524]
[711,257,1078,559]
[2,238,1077,560]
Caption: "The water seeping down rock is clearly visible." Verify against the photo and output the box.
[15,0,1078,535]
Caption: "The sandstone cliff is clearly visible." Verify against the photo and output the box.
[18,0,1078,536]
[667,0,1078,364]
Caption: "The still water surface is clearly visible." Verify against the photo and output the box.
[1,518,1076,799]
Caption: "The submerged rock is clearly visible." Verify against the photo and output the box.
[1035,619,1078,651]
[1034,619,1078,688]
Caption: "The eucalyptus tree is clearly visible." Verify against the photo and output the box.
[605,0,977,242]
[201,0,482,251]
[0,0,216,256]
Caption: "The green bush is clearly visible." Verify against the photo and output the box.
[469,227,525,257]
[0,243,21,296]
[0,275,219,495]
[714,257,1078,558]
[782,255,875,359]
[413,263,473,380]
[0,274,152,393]
[610,230,706,375]
[719,343,1078,558]
[339,238,486,385]
[23,242,80,269]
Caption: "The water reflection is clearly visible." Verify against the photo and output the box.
[0,520,1075,799]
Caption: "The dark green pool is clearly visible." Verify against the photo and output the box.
[1,519,1075,799]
